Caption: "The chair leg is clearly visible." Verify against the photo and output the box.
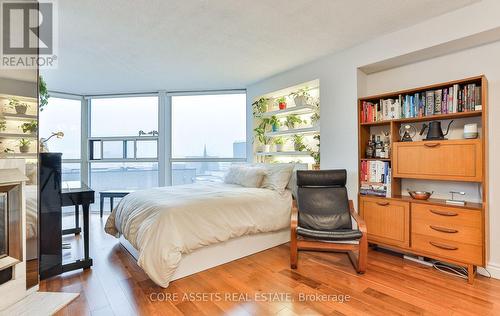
[357,233,368,274]
[290,233,298,269]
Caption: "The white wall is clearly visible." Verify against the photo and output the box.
[246,0,500,277]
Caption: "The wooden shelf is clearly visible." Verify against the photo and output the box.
[360,158,391,162]
[265,126,319,137]
[361,110,482,126]
[359,193,483,211]
[260,105,316,118]
[256,151,312,156]
[0,152,37,158]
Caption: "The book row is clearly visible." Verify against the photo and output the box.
[360,160,391,198]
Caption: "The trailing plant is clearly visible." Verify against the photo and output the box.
[9,98,28,110]
[20,120,38,133]
[0,120,6,131]
[292,134,307,152]
[39,76,50,111]
[253,126,271,145]
[289,87,310,99]
[311,112,320,125]
[285,114,303,129]
[3,148,14,153]
[311,134,320,164]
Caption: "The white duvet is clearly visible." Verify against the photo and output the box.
[105,182,292,287]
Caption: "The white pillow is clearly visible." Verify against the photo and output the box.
[259,163,295,194]
[224,165,267,188]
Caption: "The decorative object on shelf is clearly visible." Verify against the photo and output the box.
[292,134,307,152]
[252,97,270,117]
[269,115,280,132]
[311,112,320,127]
[20,120,38,134]
[3,148,14,153]
[463,123,478,139]
[274,137,285,152]
[311,134,320,170]
[254,126,271,153]
[277,97,287,110]
[8,98,29,114]
[19,138,31,153]
[446,191,466,206]
[420,120,453,141]
[39,75,50,111]
[365,135,374,158]
[0,120,5,132]
[407,189,433,200]
[284,114,302,130]
[289,87,310,107]
[399,124,416,142]
[39,131,64,152]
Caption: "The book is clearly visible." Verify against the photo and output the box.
[425,91,434,116]
[434,89,442,114]
[474,86,482,111]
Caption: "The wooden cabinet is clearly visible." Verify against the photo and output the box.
[393,139,482,182]
[359,197,409,248]
[411,203,484,266]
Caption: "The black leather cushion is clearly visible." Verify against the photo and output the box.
[297,227,363,241]
[296,170,352,231]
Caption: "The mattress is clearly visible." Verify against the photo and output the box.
[105,182,292,287]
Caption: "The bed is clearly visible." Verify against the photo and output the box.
[105,169,297,288]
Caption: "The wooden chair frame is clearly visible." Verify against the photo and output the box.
[290,199,367,273]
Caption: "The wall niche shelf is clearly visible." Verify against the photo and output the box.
[0,113,38,121]
[265,126,319,137]
[256,151,312,157]
[0,133,37,138]
[260,105,316,118]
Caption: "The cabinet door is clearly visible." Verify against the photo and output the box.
[360,197,410,248]
[393,139,482,182]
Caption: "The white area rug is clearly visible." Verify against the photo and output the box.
[0,292,79,316]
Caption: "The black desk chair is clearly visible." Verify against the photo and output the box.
[290,170,367,273]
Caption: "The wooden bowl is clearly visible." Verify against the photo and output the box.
[407,190,433,200]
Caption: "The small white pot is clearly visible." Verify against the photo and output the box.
[280,125,288,131]
[294,96,307,107]
[263,144,271,152]
[276,144,284,152]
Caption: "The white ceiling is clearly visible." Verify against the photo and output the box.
[41,0,478,95]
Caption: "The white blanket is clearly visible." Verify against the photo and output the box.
[105,182,292,287]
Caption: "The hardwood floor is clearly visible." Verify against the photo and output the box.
[40,214,500,315]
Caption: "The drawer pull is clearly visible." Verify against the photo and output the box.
[429,241,458,251]
[430,209,458,217]
[424,143,440,148]
[430,225,458,234]
[376,202,390,206]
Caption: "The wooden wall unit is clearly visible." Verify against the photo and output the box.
[357,75,488,284]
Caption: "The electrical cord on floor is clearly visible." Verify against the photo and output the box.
[433,261,492,279]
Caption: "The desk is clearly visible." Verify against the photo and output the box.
[61,183,94,273]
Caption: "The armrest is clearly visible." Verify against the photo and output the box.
[349,200,366,234]
[291,199,298,231]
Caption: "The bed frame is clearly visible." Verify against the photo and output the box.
[119,228,290,281]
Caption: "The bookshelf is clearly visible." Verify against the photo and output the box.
[357,75,488,284]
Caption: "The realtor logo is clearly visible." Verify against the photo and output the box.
[1,0,58,68]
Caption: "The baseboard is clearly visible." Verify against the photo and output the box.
[478,262,500,280]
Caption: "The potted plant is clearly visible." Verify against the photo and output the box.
[277,96,287,110]
[0,120,6,132]
[252,97,270,117]
[274,137,285,152]
[311,134,320,170]
[9,98,29,114]
[269,115,280,132]
[20,120,37,134]
[39,76,50,112]
[254,126,272,152]
[285,114,303,130]
[292,134,307,152]
[311,112,320,127]
[290,87,311,107]
[19,138,31,153]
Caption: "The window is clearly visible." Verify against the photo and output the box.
[89,96,159,202]
[171,93,246,184]
[39,96,82,181]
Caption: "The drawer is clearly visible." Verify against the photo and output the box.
[412,203,482,229]
[412,218,482,245]
[360,197,410,248]
[393,139,482,182]
[412,233,483,266]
